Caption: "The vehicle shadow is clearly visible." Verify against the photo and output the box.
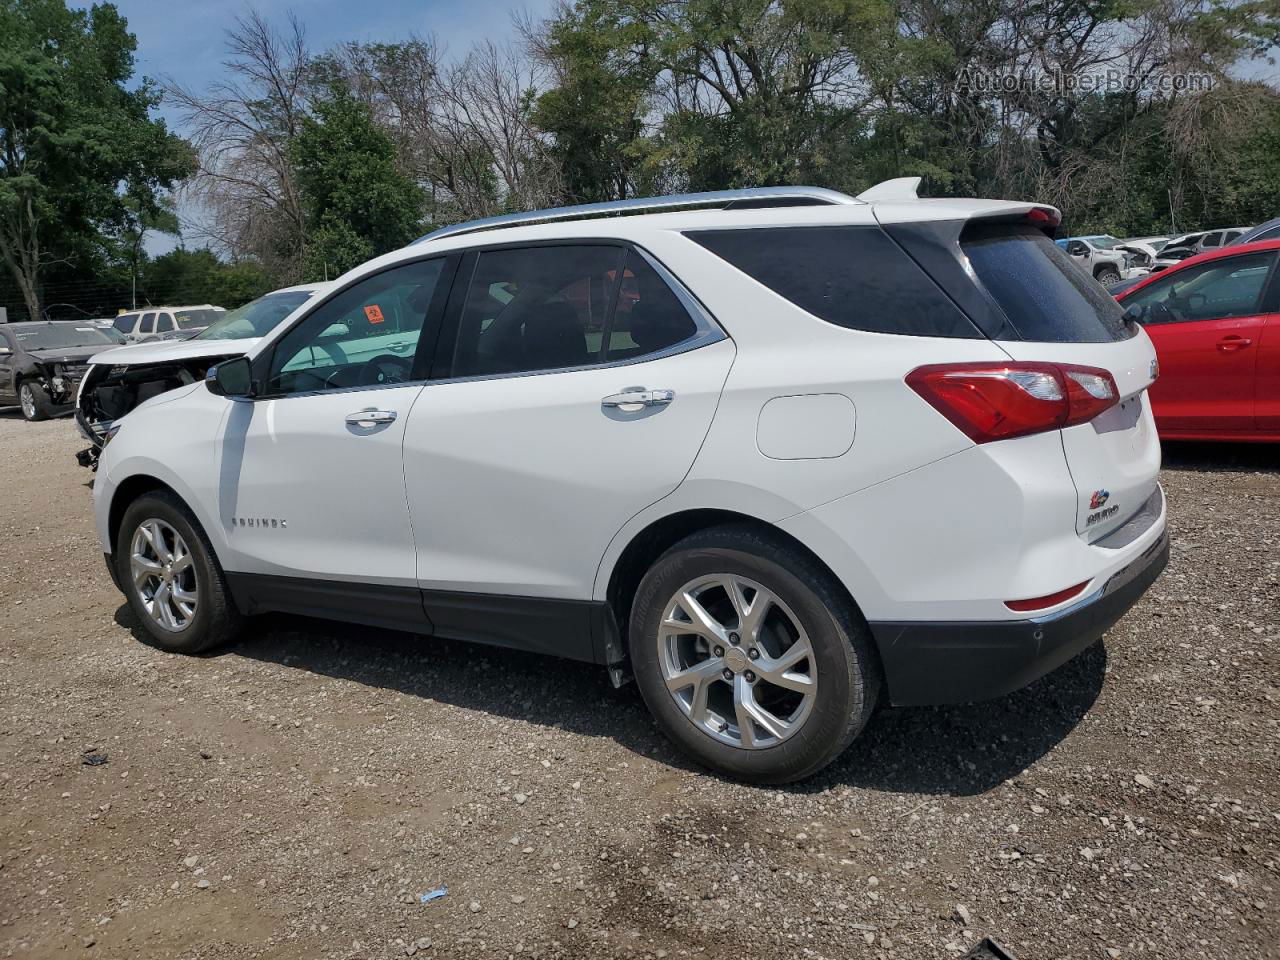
[113,605,1104,798]
[1161,440,1279,473]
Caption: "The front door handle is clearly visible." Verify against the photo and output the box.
[601,387,675,408]
[346,409,397,427]
[1217,335,1252,352]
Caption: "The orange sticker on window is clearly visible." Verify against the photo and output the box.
[364,304,385,324]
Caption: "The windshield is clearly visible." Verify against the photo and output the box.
[196,290,314,341]
[174,308,224,330]
[12,325,117,350]
[1084,235,1121,250]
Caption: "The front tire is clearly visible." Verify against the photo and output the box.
[1095,265,1121,286]
[115,491,243,653]
[629,525,880,784]
[18,381,53,421]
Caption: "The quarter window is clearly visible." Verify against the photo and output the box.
[265,258,446,396]
[688,225,979,337]
[1124,253,1274,325]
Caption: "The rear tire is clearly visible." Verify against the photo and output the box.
[629,524,880,784]
[18,381,53,421]
[115,491,243,654]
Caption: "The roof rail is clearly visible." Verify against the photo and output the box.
[414,186,860,244]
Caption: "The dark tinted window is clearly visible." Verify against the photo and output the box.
[1123,253,1274,324]
[157,313,175,332]
[687,226,978,337]
[112,315,137,333]
[604,253,698,362]
[1256,225,1280,243]
[961,224,1128,342]
[139,313,155,334]
[450,245,625,377]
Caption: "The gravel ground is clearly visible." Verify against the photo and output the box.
[0,411,1276,960]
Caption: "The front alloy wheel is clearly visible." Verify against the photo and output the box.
[130,518,198,632]
[659,574,816,749]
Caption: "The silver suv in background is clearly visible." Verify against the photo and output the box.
[110,305,225,342]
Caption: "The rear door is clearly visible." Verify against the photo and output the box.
[1120,252,1276,434]
[402,243,733,625]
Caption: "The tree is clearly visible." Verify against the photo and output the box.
[165,11,311,279]
[0,0,192,320]
[290,86,425,278]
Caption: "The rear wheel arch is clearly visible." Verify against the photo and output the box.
[604,509,869,661]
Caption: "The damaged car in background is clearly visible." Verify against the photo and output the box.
[0,322,123,422]
[75,283,329,468]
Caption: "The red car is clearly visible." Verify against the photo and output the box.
[1116,238,1280,441]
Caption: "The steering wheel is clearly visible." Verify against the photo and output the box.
[357,353,414,386]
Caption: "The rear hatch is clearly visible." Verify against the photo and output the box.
[957,223,1161,542]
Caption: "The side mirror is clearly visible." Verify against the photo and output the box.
[1122,304,1145,325]
[319,322,350,339]
[206,356,255,398]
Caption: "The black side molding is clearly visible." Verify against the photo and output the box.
[222,572,614,665]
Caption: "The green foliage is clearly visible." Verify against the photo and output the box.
[0,0,193,319]
[138,249,273,309]
[291,86,424,278]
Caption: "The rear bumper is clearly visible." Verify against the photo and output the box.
[869,530,1169,706]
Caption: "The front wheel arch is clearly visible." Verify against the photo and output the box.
[108,475,181,555]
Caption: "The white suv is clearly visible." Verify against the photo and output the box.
[92,181,1168,783]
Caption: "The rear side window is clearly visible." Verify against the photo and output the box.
[139,313,155,334]
[450,245,625,377]
[687,226,979,338]
[961,225,1129,342]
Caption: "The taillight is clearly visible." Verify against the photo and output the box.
[1025,207,1061,228]
[905,362,1120,443]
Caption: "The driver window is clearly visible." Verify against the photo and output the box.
[1123,253,1273,325]
[265,258,445,396]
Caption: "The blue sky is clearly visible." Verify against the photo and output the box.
[100,0,555,252]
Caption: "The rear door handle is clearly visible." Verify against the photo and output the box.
[1217,335,1252,352]
[346,409,397,427]
[601,387,675,408]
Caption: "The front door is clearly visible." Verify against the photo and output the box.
[215,256,453,607]
[401,243,734,658]
[1126,251,1277,434]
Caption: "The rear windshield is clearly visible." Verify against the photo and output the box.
[686,226,979,338]
[961,225,1129,342]
[174,308,223,329]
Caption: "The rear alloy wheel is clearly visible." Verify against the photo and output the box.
[630,525,880,784]
[18,381,52,421]
[658,574,817,749]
